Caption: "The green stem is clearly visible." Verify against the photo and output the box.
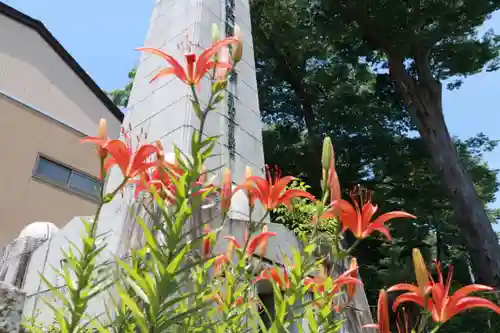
[344,239,361,256]
[429,325,442,333]
[90,157,106,236]
[311,191,330,240]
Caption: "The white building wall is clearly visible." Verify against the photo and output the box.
[0,13,121,137]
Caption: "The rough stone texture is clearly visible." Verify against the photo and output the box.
[0,282,25,333]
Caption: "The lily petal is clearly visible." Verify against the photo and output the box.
[137,47,188,83]
[247,231,277,256]
[392,293,425,311]
[370,211,416,228]
[453,296,500,318]
[105,140,131,176]
[224,236,242,249]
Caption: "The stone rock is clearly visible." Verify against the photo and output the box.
[0,282,25,333]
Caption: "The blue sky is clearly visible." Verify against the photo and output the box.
[8,0,500,211]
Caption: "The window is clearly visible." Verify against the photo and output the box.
[33,156,102,200]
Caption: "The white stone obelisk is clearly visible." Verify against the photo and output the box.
[125,0,264,178]
[95,0,267,253]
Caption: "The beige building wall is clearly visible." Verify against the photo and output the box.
[0,94,101,246]
[0,13,121,138]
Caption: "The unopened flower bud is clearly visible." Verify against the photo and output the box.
[322,137,333,172]
[202,225,211,259]
[98,118,107,140]
[257,224,269,257]
[221,168,232,214]
[155,140,165,163]
[232,25,243,63]
[226,242,235,262]
[347,257,358,300]
[211,23,220,43]
[97,118,108,158]
[198,165,208,184]
[412,248,429,293]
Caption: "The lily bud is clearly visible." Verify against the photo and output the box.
[220,168,232,215]
[256,224,269,257]
[244,166,256,208]
[199,165,208,184]
[202,225,211,259]
[321,137,333,171]
[97,118,108,158]
[347,257,358,300]
[232,25,243,63]
[155,140,165,163]
[211,23,220,43]
[98,118,107,140]
[412,248,429,293]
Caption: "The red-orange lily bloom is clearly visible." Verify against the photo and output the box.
[82,127,158,180]
[220,168,233,215]
[234,165,315,210]
[363,290,391,333]
[132,150,214,202]
[254,267,291,289]
[324,186,415,240]
[202,224,212,259]
[224,230,277,258]
[303,260,361,296]
[212,293,244,310]
[137,36,239,86]
[389,260,500,323]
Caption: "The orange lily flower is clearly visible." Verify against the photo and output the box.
[212,293,244,310]
[389,260,500,323]
[80,119,109,178]
[132,167,177,202]
[254,267,291,289]
[303,259,361,296]
[328,186,415,240]
[347,257,358,300]
[137,36,240,86]
[220,168,232,215]
[224,230,277,257]
[363,290,391,333]
[234,165,315,211]
[202,224,212,259]
[82,127,158,180]
[132,150,214,202]
[215,46,231,81]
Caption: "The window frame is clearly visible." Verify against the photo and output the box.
[32,154,102,202]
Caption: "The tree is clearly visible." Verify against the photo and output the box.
[250,0,500,329]
[107,68,136,108]
[309,0,500,286]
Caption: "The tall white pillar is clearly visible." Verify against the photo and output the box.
[98,0,266,253]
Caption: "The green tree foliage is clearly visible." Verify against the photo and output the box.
[309,0,500,286]
[250,0,500,330]
[107,68,136,108]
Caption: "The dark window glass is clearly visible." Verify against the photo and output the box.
[35,158,71,184]
[69,172,101,198]
[34,156,101,200]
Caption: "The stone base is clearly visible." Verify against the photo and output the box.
[0,282,25,333]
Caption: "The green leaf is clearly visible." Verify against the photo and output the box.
[125,277,150,305]
[117,286,148,333]
[167,245,188,274]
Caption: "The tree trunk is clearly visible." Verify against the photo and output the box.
[389,59,500,286]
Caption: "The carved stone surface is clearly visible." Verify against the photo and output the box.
[0,282,25,333]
